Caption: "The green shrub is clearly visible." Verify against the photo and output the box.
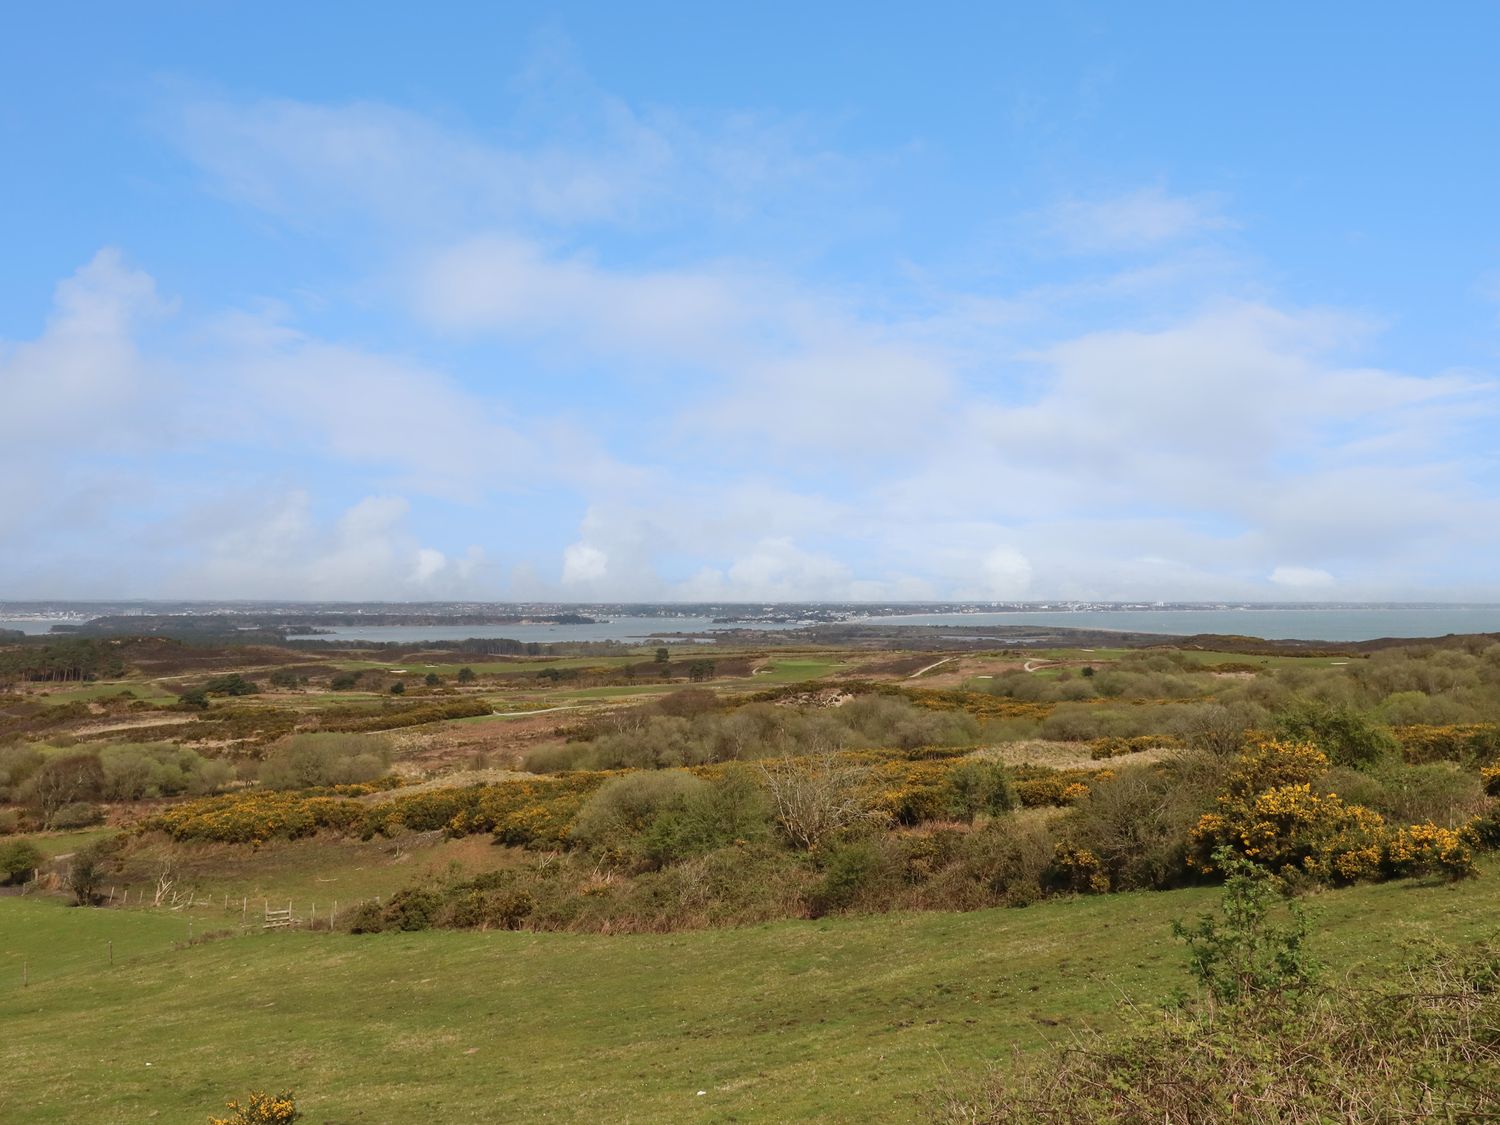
[1173,849,1320,1007]
[0,744,44,801]
[65,835,119,905]
[203,674,258,697]
[940,759,1016,820]
[98,742,232,800]
[258,734,391,790]
[1372,762,1486,828]
[570,771,706,864]
[1273,700,1398,769]
[1058,759,1218,891]
[641,765,772,866]
[438,884,535,930]
[381,887,443,931]
[344,901,386,933]
[923,820,1055,908]
[812,839,894,915]
[0,837,42,885]
[49,801,104,829]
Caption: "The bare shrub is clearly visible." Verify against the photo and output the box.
[758,755,883,850]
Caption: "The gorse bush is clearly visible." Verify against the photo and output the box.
[208,1090,300,1125]
[1394,722,1500,765]
[1187,739,1482,884]
[313,698,491,732]
[1272,699,1399,769]
[939,759,1017,820]
[1055,757,1227,892]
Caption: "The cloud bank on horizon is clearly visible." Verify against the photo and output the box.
[3,6,1499,602]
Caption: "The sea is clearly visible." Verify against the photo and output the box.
[4,606,1500,645]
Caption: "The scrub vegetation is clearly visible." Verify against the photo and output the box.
[4,628,1500,1119]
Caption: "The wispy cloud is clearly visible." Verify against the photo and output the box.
[1044,186,1233,253]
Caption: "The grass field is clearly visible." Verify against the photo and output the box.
[3,864,1497,1123]
[29,681,181,705]
[749,657,847,683]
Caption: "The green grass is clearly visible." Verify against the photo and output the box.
[26,828,118,859]
[336,656,642,677]
[0,897,189,989]
[553,683,685,700]
[32,681,179,705]
[3,865,1498,1123]
[107,835,519,914]
[751,657,845,683]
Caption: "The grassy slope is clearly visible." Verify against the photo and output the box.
[3,866,1498,1124]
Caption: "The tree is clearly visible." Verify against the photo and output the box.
[687,660,716,683]
[655,647,670,664]
[456,667,476,685]
[27,752,104,827]
[268,669,303,690]
[424,672,441,687]
[389,682,405,696]
[66,836,120,905]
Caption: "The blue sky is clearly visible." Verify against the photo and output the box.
[4,3,1499,601]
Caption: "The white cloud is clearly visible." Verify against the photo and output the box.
[978,547,1034,598]
[1046,186,1232,254]
[1269,565,1336,589]
[173,97,666,232]
[414,234,745,361]
[174,492,482,600]
[560,542,609,585]
[0,248,171,448]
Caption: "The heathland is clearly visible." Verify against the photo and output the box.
[3,625,1499,1121]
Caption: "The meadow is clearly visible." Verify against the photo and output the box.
[3,863,1497,1123]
